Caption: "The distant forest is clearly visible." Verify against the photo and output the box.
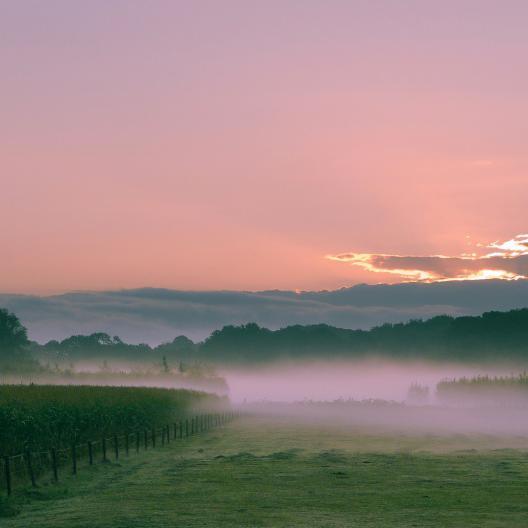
[197,308,528,362]
[1,307,528,367]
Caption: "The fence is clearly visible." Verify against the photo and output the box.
[1,411,238,496]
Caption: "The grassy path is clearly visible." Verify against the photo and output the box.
[2,415,528,527]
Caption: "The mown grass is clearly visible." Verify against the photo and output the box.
[2,415,528,527]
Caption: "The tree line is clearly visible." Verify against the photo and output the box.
[199,308,528,362]
[1,306,528,367]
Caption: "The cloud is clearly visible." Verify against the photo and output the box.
[327,234,528,282]
[3,280,528,344]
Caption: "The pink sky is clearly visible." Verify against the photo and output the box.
[2,1,528,294]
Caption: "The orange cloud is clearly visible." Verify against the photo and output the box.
[327,234,528,282]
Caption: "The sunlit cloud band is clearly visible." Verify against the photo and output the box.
[327,234,528,282]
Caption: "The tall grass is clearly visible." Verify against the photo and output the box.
[0,384,225,456]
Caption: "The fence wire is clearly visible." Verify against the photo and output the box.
[1,412,238,495]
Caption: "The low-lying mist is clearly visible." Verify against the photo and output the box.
[5,356,528,437]
[220,359,521,403]
[237,404,528,441]
[221,359,528,437]
[1,358,229,395]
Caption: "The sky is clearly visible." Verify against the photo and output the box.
[2,1,528,294]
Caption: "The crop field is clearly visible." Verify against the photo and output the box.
[437,374,528,406]
[2,414,528,527]
[0,384,224,455]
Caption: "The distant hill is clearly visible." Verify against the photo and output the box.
[2,280,528,345]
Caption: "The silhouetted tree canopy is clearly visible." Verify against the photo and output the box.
[155,335,196,361]
[198,309,528,363]
[43,332,152,360]
[0,308,28,355]
[7,307,528,365]
[40,332,197,362]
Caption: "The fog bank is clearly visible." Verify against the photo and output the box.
[221,359,524,403]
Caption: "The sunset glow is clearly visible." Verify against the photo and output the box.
[1,2,528,294]
[327,234,528,283]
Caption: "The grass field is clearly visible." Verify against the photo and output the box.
[2,414,528,527]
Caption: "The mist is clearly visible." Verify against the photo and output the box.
[0,357,229,395]
[219,359,528,438]
[220,359,519,403]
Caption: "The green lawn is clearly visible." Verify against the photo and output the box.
[2,415,528,527]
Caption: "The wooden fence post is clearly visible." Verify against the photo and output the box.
[72,444,77,475]
[51,448,58,482]
[0,412,244,498]
[4,456,11,496]
[25,450,36,487]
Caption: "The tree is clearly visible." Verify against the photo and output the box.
[0,308,28,354]
[406,383,430,405]
[161,355,170,373]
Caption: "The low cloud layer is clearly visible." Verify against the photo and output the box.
[2,279,528,345]
[328,234,528,282]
